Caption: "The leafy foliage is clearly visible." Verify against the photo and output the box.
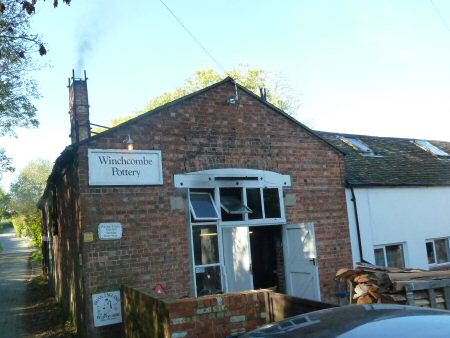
[9,159,51,247]
[0,0,70,178]
[109,65,299,127]
[0,187,11,218]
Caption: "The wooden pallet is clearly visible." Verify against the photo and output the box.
[403,279,450,309]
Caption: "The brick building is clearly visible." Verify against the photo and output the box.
[39,74,353,337]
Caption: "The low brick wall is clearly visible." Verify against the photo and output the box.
[123,286,335,338]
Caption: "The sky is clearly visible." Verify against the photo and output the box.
[2,0,450,190]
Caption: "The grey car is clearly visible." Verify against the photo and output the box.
[236,304,450,337]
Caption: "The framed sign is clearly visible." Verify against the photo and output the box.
[98,223,122,240]
[88,149,163,186]
[92,291,122,327]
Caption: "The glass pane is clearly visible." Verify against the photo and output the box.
[247,188,263,219]
[220,188,243,221]
[374,248,386,267]
[386,244,405,268]
[193,225,219,265]
[263,188,281,218]
[426,242,436,264]
[195,265,222,296]
[415,140,449,156]
[190,192,219,220]
[435,239,450,264]
[341,136,373,154]
[220,195,252,214]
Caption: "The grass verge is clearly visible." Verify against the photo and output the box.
[23,258,76,337]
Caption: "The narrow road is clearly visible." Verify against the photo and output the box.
[0,227,33,338]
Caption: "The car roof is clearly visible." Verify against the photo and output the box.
[238,304,450,338]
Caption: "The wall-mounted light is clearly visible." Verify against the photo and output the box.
[123,135,134,150]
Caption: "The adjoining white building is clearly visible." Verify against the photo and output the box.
[319,132,450,270]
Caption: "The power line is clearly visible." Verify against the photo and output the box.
[430,0,450,33]
[158,0,227,74]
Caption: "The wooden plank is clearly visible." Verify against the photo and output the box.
[443,287,450,309]
[388,271,450,281]
[396,279,450,291]
[264,291,272,323]
[406,290,416,306]
[428,289,437,308]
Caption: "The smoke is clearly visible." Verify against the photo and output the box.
[73,1,112,78]
[75,35,94,77]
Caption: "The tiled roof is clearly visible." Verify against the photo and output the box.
[317,131,450,186]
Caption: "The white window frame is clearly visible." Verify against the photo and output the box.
[374,243,407,268]
[189,219,223,297]
[218,185,286,227]
[426,237,450,266]
[178,169,291,297]
[189,192,220,221]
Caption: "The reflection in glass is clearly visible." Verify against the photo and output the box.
[374,248,386,267]
[435,239,450,264]
[426,242,436,264]
[263,188,281,218]
[195,265,222,296]
[247,188,263,219]
[193,225,219,265]
[386,244,405,268]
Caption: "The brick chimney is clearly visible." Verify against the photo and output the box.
[68,70,91,144]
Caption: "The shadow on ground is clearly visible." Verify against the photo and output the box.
[23,256,76,337]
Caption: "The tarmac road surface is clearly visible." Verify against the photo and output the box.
[0,227,33,338]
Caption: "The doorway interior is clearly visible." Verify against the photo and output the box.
[249,225,282,290]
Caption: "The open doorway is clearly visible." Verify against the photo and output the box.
[249,226,282,290]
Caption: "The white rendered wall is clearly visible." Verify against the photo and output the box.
[346,187,450,270]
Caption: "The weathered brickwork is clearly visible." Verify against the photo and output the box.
[122,287,336,338]
[42,79,353,337]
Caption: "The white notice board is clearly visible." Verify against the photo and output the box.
[88,149,163,186]
[92,291,122,327]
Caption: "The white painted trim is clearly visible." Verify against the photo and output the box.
[174,168,291,188]
[282,222,321,301]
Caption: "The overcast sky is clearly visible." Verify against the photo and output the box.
[2,0,450,190]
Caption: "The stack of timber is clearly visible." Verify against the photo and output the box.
[336,263,450,309]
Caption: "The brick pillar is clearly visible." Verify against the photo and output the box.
[69,72,91,144]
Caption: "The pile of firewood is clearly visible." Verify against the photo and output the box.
[336,263,450,308]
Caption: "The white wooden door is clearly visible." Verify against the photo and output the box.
[222,227,253,292]
[283,222,320,300]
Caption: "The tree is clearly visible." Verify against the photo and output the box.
[0,187,11,219]
[109,65,299,127]
[0,0,70,178]
[8,158,51,246]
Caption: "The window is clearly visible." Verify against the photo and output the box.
[189,192,219,221]
[340,136,374,155]
[220,190,252,214]
[374,244,405,268]
[191,223,222,296]
[413,140,449,157]
[426,238,450,265]
[263,188,281,218]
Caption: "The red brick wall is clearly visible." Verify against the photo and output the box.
[122,287,336,338]
[123,287,267,338]
[65,80,352,336]
[44,154,87,336]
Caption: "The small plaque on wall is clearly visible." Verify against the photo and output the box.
[98,223,122,240]
[92,291,122,327]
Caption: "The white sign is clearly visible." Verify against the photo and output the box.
[92,291,122,327]
[98,223,122,240]
[88,149,163,186]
